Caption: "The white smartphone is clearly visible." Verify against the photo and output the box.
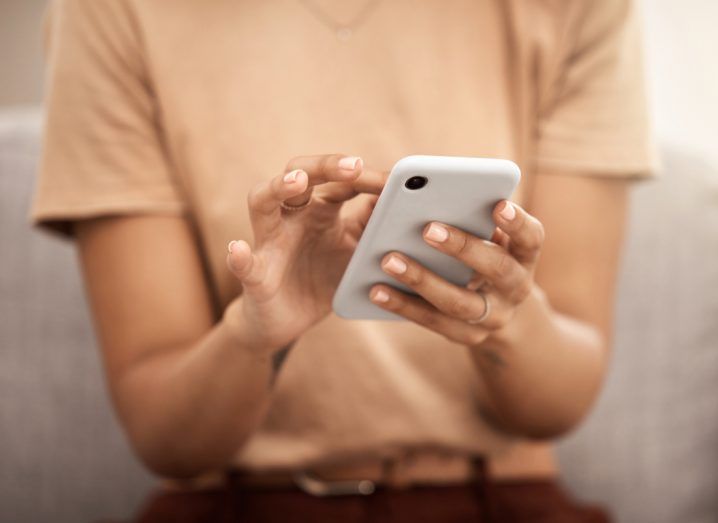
[333,155,520,321]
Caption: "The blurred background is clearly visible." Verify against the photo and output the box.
[1,0,717,522]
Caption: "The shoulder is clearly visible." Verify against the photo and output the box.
[563,0,639,44]
[45,0,150,80]
[48,0,139,25]
[517,0,638,43]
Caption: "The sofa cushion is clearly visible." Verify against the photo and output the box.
[0,108,153,523]
[557,147,718,523]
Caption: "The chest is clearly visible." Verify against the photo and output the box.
[138,0,550,303]
[149,1,526,171]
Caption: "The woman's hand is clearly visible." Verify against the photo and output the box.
[368,200,544,347]
[226,154,384,353]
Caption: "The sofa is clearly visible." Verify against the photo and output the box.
[1,107,717,523]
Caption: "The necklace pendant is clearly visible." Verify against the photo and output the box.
[336,27,353,41]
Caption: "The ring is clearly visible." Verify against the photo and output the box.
[466,291,490,325]
[280,198,312,212]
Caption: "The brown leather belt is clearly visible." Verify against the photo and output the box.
[164,445,557,496]
[231,452,484,496]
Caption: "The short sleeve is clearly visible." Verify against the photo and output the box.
[534,0,656,178]
[31,0,187,236]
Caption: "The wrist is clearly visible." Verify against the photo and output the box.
[484,284,550,349]
[222,297,290,358]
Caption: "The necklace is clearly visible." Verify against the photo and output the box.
[297,0,383,41]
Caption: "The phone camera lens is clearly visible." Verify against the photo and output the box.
[405,176,428,190]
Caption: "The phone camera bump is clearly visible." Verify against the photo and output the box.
[405,176,428,190]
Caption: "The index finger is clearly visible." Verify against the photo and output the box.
[285,154,364,185]
[350,168,388,195]
[317,167,388,204]
[283,154,363,206]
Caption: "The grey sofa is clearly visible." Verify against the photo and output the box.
[1,108,717,523]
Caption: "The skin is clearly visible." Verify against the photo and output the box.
[76,153,628,479]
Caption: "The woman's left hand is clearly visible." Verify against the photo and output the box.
[369,200,544,346]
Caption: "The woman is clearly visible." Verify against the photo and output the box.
[32,0,654,521]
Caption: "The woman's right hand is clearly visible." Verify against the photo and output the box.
[226,154,385,354]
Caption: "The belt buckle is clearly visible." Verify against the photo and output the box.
[293,471,376,497]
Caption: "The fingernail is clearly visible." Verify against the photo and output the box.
[371,289,390,303]
[284,170,301,183]
[227,240,237,253]
[338,156,362,171]
[384,255,407,274]
[499,201,516,221]
[425,223,448,242]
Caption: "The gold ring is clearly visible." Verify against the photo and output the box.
[280,198,312,212]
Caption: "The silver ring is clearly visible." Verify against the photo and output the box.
[466,291,490,325]
[280,198,312,212]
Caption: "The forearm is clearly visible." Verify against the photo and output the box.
[113,300,286,478]
[470,286,608,439]
[74,158,379,480]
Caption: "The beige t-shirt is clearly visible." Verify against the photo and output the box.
[32,0,654,471]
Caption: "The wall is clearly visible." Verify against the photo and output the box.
[0,0,47,106]
[643,0,718,168]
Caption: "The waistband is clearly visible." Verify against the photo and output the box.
[165,447,556,496]
[233,451,484,495]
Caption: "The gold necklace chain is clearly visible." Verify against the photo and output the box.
[297,0,383,41]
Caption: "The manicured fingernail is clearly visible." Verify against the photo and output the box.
[371,289,390,303]
[338,156,362,171]
[384,255,407,274]
[227,240,237,253]
[425,223,448,242]
[499,201,516,221]
[284,170,301,183]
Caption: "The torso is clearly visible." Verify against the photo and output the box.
[129,0,567,476]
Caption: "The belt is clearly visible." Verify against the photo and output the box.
[163,445,557,496]
[230,451,485,497]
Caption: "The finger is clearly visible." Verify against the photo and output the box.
[491,227,510,250]
[345,194,379,237]
[247,169,309,238]
[283,154,364,207]
[380,252,499,325]
[466,275,489,292]
[316,167,388,204]
[422,222,529,299]
[359,195,379,228]
[369,285,489,346]
[350,168,389,196]
[226,240,265,287]
[493,201,545,266]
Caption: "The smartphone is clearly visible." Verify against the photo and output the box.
[332,155,520,320]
